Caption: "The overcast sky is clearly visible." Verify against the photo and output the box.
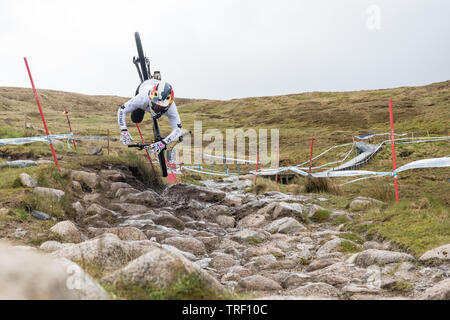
[1,0,449,100]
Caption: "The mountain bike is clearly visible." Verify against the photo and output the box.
[131,32,169,177]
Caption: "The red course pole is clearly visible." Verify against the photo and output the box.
[64,107,76,149]
[24,57,60,171]
[309,137,315,174]
[389,100,400,203]
[135,123,156,174]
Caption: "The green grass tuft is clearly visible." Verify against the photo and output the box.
[310,209,331,223]
[104,273,238,300]
[339,232,365,245]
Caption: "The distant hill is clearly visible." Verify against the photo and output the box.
[1,80,448,161]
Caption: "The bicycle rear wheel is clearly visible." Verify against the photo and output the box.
[135,32,150,81]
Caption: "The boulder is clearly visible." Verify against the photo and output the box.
[71,202,85,218]
[102,246,224,293]
[291,282,340,297]
[0,241,109,300]
[239,214,267,228]
[146,211,185,230]
[120,190,164,208]
[99,170,126,182]
[70,170,100,189]
[34,187,65,202]
[230,229,269,244]
[316,238,356,258]
[51,233,128,269]
[162,236,207,256]
[264,217,307,235]
[418,278,450,300]
[163,184,226,204]
[86,204,119,222]
[216,215,236,228]
[0,160,37,168]
[109,203,150,215]
[239,275,282,291]
[40,241,72,252]
[354,249,415,267]
[210,253,240,270]
[281,273,311,289]
[94,227,147,241]
[272,202,305,220]
[31,210,50,221]
[19,173,37,188]
[110,182,133,194]
[195,235,219,252]
[71,181,83,193]
[349,196,384,211]
[83,193,102,203]
[162,244,197,261]
[419,244,450,263]
[50,221,82,243]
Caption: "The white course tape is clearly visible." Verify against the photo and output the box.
[0,134,74,146]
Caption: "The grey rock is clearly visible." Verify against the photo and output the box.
[99,170,126,182]
[230,229,269,244]
[272,202,305,220]
[0,241,109,300]
[71,202,85,218]
[419,244,450,263]
[163,184,226,204]
[349,196,384,211]
[19,173,37,187]
[265,217,307,235]
[51,234,128,269]
[40,241,72,253]
[50,221,82,243]
[86,204,118,220]
[316,238,357,258]
[239,275,282,291]
[342,284,381,294]
[291,282,340,297]
[210,253,240,270]
[216,215,236,228]
[418,278,450,300]
[70,170,100,189]
[110,182,133,194]
[34,187,65,202]
[281,273,311,289]
[355,249,415,267]
[94,227,148,241]
[162,244,197,261]
[12,228,27,239]
[0,160,37,168]
[163,236,207,256]
[239,213,267,228]
[109,203,150,215]
[83,193,102,203]
[120,190,164,208]
[102,246,224,293]
[31,210,50,220]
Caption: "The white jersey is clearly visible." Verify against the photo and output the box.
[117,79,182,145]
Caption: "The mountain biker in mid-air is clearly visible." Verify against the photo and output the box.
[117,78,182,155]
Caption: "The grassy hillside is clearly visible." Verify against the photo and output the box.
[1,81,448,155]
[0,81,449,257]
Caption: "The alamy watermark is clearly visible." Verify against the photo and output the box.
[367,5,381,30]
[172,121,279,167]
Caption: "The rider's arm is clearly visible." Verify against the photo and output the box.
[117,92,148,131]
[162,102,182,145]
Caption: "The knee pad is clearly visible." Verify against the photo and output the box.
[131,109,145,123]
